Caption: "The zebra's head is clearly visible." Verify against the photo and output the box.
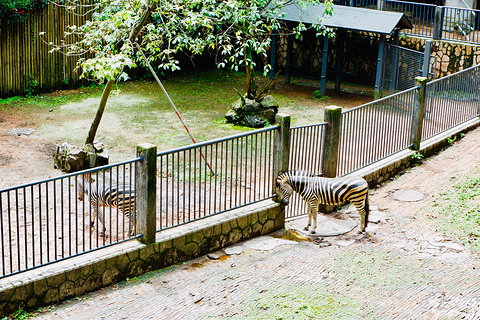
[275,172,293,205]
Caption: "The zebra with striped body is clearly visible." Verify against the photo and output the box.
[276,170,369,234]
[77,173,136,236]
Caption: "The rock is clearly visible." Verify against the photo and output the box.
[245,115,266,128]
[261,95,279,109]
[53,141,109,173]
[225,94,279,128]
[54,142,88,173]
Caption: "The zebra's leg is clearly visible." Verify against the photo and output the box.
[92,206,107,237]
[352,201,368,233]
[304,204,312,231]
[309,203,318,234]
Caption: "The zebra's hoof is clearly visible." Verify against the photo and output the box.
[303,227,309,231]
[309,230,316,234]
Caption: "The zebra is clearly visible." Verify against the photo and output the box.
[275,170,369,234]
[77,173,136,236]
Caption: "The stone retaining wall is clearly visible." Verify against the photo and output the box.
[399,37,480,78]
[0,200,283,317]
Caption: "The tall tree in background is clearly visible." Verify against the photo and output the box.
[44,0,334,146]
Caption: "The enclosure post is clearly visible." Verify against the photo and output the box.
[285,35,294,84]
[320,36,329,96]
[322,106,342,178]
[374,34,386,100]
[410,77,427,151]
[321,106,342,213]
[273,113,291,202]
[422,40,432,78]
[136,143,157,244]
[335,30,345,91]
[433,6,443,40]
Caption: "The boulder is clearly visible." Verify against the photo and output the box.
[225,94,279,128]
[53,141,109,173]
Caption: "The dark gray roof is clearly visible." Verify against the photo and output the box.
[277,3,413,35]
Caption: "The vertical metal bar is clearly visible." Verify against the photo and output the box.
[0,192,4,275]
[23,187,27,268]
[159,156,164,230]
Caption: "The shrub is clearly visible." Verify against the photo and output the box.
[0,0,47,22]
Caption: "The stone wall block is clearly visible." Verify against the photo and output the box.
[191,230,204,244]
[127,250,140,262]
[33,278,48,297]
[262,220,275,234]
[74,277,86,297]
[252,221,263,234]
[115,254,130,273]
[139,244,155,261]
[258,210,268,224]
[237,215,249,230]
[92,261,107,276]
[202,227,213,239]
[228,228,243,244]
[221,222,232,235]
[242,225,253,238]
[173,236,185,250]
[12,284,33,302]
[83,273,102,292]
[159,239,173,253]
[181,242,199,258]
[46,273,67,289]
[0,287,14,302]
[43,288,59,305]
[126,260,144,279]
[101,266,121,286]
[80,264,93,280]
[58,281,76,300]
[66,268,82,282]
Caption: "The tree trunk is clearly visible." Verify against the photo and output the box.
[84,3,155,145]
[85,79,114,145]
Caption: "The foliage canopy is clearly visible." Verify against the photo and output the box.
[43,0,334,84]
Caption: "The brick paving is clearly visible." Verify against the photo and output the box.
[3,124,480,318]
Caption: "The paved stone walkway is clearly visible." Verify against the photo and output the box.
[26,126,480,319]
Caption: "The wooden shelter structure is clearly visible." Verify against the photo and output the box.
[270,3,413,99]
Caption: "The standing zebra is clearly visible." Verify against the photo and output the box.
[276,170,369,234]
[77,173,136,236]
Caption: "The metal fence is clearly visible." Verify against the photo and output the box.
[1,65,479,279]
[285,123,328,218]
[335,0,480,44]
[156,127,277,231]
[423,65,480,140]
[382,44,426,96]
[338,87,417,176]
[0,160,140,279]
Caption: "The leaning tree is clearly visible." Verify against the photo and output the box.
[45,0,334,168]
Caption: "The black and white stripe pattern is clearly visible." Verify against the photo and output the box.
[77,174,136,236]
[276,170,369,233]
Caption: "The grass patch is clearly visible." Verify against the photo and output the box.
[433,172,480,253]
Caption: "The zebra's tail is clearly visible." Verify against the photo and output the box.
[364,189,370,228]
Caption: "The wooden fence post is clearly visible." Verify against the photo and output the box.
[321,106,342,214]
[432,6,443,40]
[323,106,342,178]
[273,113,291,202]
[410,77,427,151]
[136,143,157,244]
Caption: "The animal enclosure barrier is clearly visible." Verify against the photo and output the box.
[0,161,140,278]
[1,65,479,279]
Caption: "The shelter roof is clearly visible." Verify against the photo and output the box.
[277,3,413,35]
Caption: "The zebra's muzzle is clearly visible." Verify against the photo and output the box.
[281,198,289,205]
